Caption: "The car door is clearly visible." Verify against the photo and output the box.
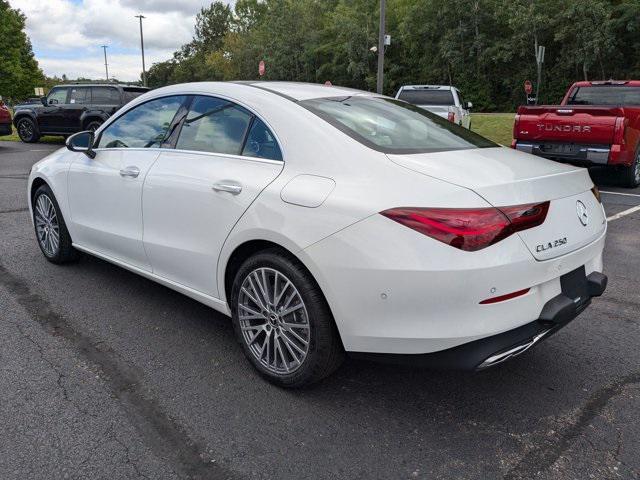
[65,87,90,131]
[142,95,284,298]
[38,87,69,131]
[67,95,188,270]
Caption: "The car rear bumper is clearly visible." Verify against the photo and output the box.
[0,122,12,136]
[350,271,607,370]
[514,141,634,167]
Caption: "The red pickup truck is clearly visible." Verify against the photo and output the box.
[0,99,12,137]
[512,80,640,187]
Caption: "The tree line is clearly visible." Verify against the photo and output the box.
[147,0,640,112]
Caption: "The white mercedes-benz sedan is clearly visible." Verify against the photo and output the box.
[28,81,607,387]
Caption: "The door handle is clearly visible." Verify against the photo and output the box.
[119,166,140,178]
[212,182,242,195]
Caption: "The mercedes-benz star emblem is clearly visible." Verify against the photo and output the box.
[576,200,589,226]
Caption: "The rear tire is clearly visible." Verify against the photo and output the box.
[32,184,79,264]
[230,249,344,387]
[85,120,102,132]
[17,117,40,143]
[618,149,640,188]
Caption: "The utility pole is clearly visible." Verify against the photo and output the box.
[101,45,109,81]
[376,0,386,94]
[135,14,147,87]
[535,45,545,105]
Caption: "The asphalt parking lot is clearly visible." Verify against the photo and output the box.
[1,140,639,480]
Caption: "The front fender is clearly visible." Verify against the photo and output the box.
[13,109,38,127]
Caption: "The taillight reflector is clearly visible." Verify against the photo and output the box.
[381,202,550,252]
[480,288,530,304]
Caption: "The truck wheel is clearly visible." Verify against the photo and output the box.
[86,120,103,132]
[619,150,640,188]
[17,118,40,143]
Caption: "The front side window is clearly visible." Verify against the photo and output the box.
[97,95,186,149]
[176,96,252,155]
[47,88,68,105]
[69,87,89,105]
[301,96,495,154]
[91,87,121,105]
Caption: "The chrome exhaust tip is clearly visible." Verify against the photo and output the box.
[477,329,552,370]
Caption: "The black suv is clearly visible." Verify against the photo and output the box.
[13,84,149,143]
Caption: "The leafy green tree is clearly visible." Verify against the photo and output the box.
[0,0,44,102]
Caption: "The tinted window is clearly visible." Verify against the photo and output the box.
[91,87,121,105]
[123,88,148,104]
[97,96,186,149]
[242,118,282,161]
[176,96,252,155]
[567,86,640,106]
[69,87,89,105]
[47,88,68,105]
[301,96,496,154]
[397,89,455,106]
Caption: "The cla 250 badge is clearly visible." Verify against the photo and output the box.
[536,237,568,252]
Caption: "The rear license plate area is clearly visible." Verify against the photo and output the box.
[542,144,576,155]
[560,266,590,311]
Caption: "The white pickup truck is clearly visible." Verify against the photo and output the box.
[395,85,472,129]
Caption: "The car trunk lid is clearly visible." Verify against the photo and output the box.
[387,147,605,260]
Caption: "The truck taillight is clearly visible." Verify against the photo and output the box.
[613,117,627,145]
[447,111,455,123]
[380,202,550,252]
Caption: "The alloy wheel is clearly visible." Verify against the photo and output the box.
[18,120,33,140]
[34,194,60,257]
[238,267,310,375]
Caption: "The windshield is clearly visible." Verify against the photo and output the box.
[567,86,640,106]
[301,96,496,154]
[397,89,454,106]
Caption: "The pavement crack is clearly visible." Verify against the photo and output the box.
[0,207,28,214]
[0,262,237,480]
[504,372,640,479]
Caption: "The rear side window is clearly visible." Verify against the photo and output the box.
[302,96,495,154]
[176,96,252,155]
[123,88,149,104]
[242,118,282,161]
[567,86,640,106]
[69,87,89,105]
[91,87,121,105]
[97,95,186,149]
[397,89,455,106]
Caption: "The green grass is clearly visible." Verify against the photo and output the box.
[471,113,515,146]
[0,124,64,144]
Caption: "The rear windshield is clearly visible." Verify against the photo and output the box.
[567,86,640,106]
[123,88,149,104]
[301,96,496,154]
[397,89,455,106]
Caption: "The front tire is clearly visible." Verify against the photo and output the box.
[17,118,40,143]
[32,185,79,264]
[85,120,102,132]
[231,249,344,387]
[618,149,640,188]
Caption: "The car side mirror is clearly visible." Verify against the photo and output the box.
[467,101,473,110]
[66,131,96,159]
[41,96,48,107]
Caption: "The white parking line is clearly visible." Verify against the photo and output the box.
[600,190,640,198]
[607,205,640,222]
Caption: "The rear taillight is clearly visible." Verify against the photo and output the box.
[613,117,627,145]
[447,111,455,123]
[512,114,520,143]
[381,202,550,252]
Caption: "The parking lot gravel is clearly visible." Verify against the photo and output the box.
[1,141,639,479]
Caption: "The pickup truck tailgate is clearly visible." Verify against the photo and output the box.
[515,106,622,144]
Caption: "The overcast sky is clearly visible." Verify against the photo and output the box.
[10,0,231,82]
